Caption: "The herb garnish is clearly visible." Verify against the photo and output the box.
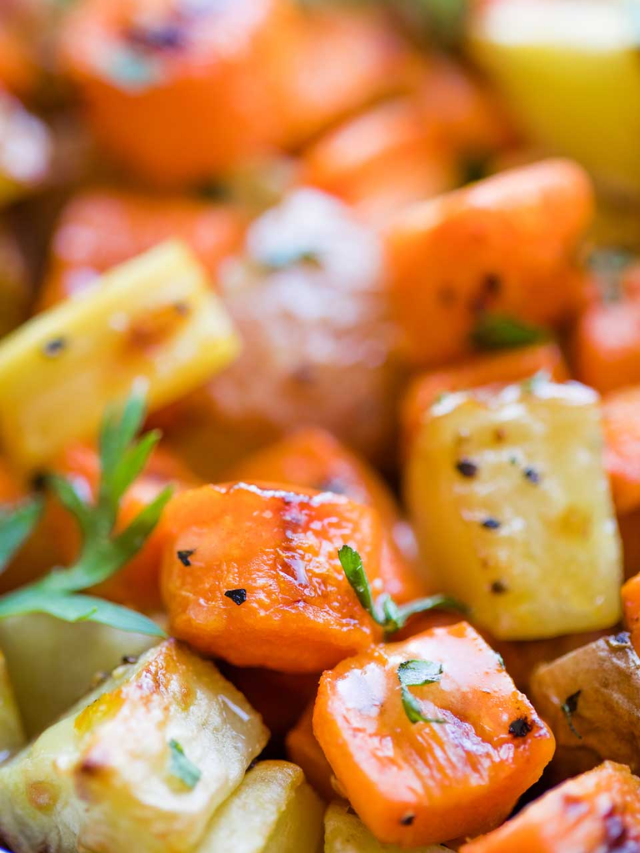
[471,312,547,351]
[338,545,466,637]
[168,739,201,789]
[0,495,43,573]
[397,660,445,725]
[561,690,582,739]
[0,388,171,637]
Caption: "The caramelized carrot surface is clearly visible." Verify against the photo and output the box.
[230,428,427,602]
[38,189,246,310]
[401,342,569,451]
[313,622,555,846]
[623,574,640,657]
[385,159,593,366]
[461,762,640,853]
[161,482,387,672]
[573,297,640,394]
[603,386,640,514]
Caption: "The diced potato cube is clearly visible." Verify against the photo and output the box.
[405,379,622,639]
[198,761,324,853]
[0,240,240,471]
[324,802,453,853]
[0,639,268,853]
[0,650,24,759]
[0,614,159,737]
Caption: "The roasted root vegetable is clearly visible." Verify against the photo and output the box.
[573,296,640,394]
[231,428,425,602]
[197,761,323,853]
[0,649,24,759]
[324,802,453,853]
[285,702,335,802]
[313,622,555,847]
[623,573,640,655]
[38,188,246,310]
[0,639,268,853]
[406,378,622,639]
[161,482,386,673]
[385,159,593,366]
[530,632,640,780]
[0,240,239,471]
[602,386,640,514]
[460,761,640,853]
[401,342,569,452]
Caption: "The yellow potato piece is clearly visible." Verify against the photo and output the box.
[0,240,240,470]
[0,639,268,853]
[0,650,24,760]
[405,379,622,640]
[199,761,324,853]
[324,802,452,853]
[470,0,640,196]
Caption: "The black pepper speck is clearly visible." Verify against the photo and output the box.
[224,588,247,606]
[481,517,501,530]
[524,467,540,484]
[509,717,532,738]
[42,337,67,357]
[456,458,478,478]
[177,549,195,567]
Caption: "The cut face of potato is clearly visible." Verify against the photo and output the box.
[0,639,268,853]
[0,650,24,760]
[0,614,159,737]
[324,802,453,853]
[406,379,622,639]
[198,760,323,853]
[0,240,239,471]
[530,631,640,780]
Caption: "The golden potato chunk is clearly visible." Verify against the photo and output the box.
[405,379,622,639]
[324,802,453,853]
[0,639,268,853]
[0,240,239,470]
[0,650,24,760]
[198,761,323,853]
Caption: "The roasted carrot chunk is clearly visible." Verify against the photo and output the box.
[230,428,427,602]
[622,574,640,657]
[461,762,640,853]
[59,0,297,186]
[286,701,335,802]
[401,342,569,452]
[574,297,640,394]
[313,622,555,846]
[602,386,640,514]
[38,189,246,310]
[161,482,387,673]
[385,159,593,366]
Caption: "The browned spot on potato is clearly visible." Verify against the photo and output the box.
[127,302,190,352]
[557,506,592,539]
[27,780,59,811]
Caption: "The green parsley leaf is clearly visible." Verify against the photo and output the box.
[168,739,201,789]
[397,659,445,725]
[0,495,43,574]
[0,386,172,637]
[561,690,582,740]
[338,545,467,637]
[471,313,548,352]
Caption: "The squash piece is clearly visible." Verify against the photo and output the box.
[530,631,640,780]
[460,761,640,853]
[324,802,453,853]
[0,240,239,471]
[314,623,555,846]
[0,639,268,853]
[198,761,323,853]
[405,378,622,639]
[161,482,386,673]
[0,650,24,759]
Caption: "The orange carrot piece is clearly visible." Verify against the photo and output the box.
[622,574,640,657]
[286,701,335,802]
[401,343,569,452]
[461,762,640,853]
[385,159,593,366]
[38,188,246,310]
[573,298,640,394]
[230,427,427,602]
[161,482,387,673]
[602,386,640,514]
[313,622,555,846]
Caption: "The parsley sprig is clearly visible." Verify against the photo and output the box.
[338,545,466,637]
[168,739,201,789]
[0,388,171,637]
[397,659,445,724]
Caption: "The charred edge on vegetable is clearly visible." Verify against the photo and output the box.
[490,580,508,594]
[609,632,632,649]
[177,549,195,567]
[42,337,67,358]
[561,690,582,739]
[224,588,247,606]
[524,467,541,484]
[456,458,478,478]
[481,517,501,530]
[508,717,532,738]
[400,812,415,826]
